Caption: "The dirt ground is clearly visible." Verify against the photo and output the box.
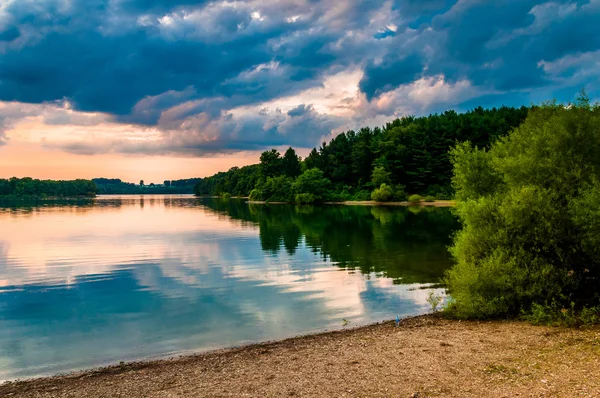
[2,315,599,397]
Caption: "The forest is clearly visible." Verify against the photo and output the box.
[193,106,529,203]
[93,178,200,194]
[0,177,97,198]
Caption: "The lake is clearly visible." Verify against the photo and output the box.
[0,195,458,381]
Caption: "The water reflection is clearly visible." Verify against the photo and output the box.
[0,195,458,381]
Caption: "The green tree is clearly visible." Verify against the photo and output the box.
[371,166,391,187]
[193,104,529,200]
[446,95,600,320]
[282,147,302,178]
[259,149,283,179]
[292,168,331,202]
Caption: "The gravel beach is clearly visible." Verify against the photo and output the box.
[2,315,599,397]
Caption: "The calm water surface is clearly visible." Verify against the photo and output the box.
[0,195,458,381]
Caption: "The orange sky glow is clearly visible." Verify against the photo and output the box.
[0,142,265,183]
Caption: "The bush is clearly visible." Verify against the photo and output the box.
[371,166,391,187]
[392,185,407,202]
[351,190,372,201]
[425,184,454,200]
[423,196,436,202]
[371,183,394,202]
[295,193,316,204]
[445,94,600,322]
[220,192,231,199]
[249,189,262,201]
[580,306,600,327]
[292,168,331,202]
[408,194,422,203]
[522,302,600,328]
[261,176,294,202]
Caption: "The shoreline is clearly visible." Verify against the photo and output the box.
[2,315,598,397]
[246,199,456,207]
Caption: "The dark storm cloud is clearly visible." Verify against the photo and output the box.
[360,0,600,100]
[46,103,343,156]
[359,54,423,100]
[1,0,599,154]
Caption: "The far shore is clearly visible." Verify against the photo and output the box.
[2,315,598,397]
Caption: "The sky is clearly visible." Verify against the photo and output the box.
[1,0,599,183]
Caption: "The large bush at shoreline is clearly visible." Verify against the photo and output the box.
[445,94,600,322]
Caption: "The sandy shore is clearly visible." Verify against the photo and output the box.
[2,315,598,397]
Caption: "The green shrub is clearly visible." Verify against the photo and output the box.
[261,176,294,202]
[249,189,262,201]
[425,184,454,200]
[580,306,600,327]
[292,168,331,202]
[408,194,422,203]
[351,190,372,201]
[295,193,316,204]
[392,185,407,202]
[521,302,600,327]
[371,166,391,187]
[445,94,600,322]
[371,183,394,202]
[220,192,231,199]
[423,196,436,202]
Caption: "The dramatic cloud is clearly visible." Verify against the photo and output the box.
[0,0,599,155]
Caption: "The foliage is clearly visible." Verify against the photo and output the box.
[0,177,97,197]
[426,291,443,313]
[371,166,391,187]
[371,183,394,202]
[522,301,600,328]
[220,192,231,199]
[292,168,331,202]
[295,193,316,204]
[391,185,407,202]
[423,196,436,202]
[445,94,600,322]
[252,176,295,202]
[449,142,501,202]
[282,147,302,178]
[424,184,453,200]
[408,194,422,203]
[194,165,260,197]
[259,149,282,179]
[249,189,261,201]
[95,178,199,194]
[194,105,530,201]
[352,190,372,201]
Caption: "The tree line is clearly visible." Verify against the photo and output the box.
[0,177,97,197]
[93,178,200,194]
[194,105,529,203]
